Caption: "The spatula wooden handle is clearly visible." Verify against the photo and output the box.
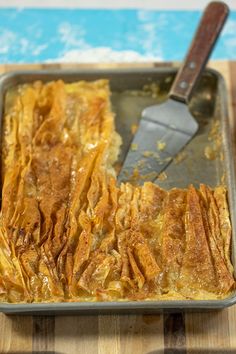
[169,1,229,103]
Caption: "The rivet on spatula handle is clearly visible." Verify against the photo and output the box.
[169,1,229,103]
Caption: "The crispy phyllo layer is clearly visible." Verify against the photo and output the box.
[0,79,235,303]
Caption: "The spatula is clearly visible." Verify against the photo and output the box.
[118,1,229,183]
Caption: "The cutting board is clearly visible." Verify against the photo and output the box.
[0,60,236,354]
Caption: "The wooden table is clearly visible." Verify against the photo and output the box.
[0,61,236,354]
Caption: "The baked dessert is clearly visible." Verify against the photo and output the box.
[0,79,235,303]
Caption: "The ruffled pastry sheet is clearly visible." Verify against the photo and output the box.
[0,79,235,303]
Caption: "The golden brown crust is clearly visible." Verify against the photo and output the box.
[0,80,234,303]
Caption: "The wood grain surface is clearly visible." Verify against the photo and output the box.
[0,61,235,354]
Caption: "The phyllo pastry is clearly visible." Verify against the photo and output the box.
[0,79,234,303]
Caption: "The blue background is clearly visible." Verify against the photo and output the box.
[0,9,235,62]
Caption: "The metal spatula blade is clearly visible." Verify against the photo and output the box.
[118,1,229,184]
[118,100,198,182]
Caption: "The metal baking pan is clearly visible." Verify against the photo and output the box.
[0,67,235,314]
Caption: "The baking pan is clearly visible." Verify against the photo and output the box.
[0,67,235,314]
